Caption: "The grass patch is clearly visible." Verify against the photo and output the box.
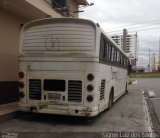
[129,73,160,78]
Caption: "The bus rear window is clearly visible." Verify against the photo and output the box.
[22,23,95,52]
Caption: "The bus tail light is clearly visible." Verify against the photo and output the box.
[19,91,25,98]
[87,73,94,81]
[87,95,93,102]
[87,85,94,92]
[19,82,25,88]
[19,71,24,79]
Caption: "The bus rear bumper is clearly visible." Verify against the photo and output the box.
[18,103,99,117]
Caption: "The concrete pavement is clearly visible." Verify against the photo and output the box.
[0,89,149,137]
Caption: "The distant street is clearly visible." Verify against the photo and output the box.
[129,78,160,97]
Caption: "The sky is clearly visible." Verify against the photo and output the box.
[80,0,160,66]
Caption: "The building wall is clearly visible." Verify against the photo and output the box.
[0,10,29,114]
[128,34,137,59]
[25,0,62,18]
[26,0,78,18]
[0,10,28,82]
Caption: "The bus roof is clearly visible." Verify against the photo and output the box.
[22,18,96,31]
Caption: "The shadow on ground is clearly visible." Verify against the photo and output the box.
[15,93,128,127]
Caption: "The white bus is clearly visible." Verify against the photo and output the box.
[18,18,130,117]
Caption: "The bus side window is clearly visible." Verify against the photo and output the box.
[122,56,124,66]
[124,58,126,67]
[120,54,122,66]
[104,41,108,60]
[122,56,125,67]
[111,47,114,62]
[106,43,109,61]
[117,51,119,64]
[103,40,106,59]
[125,58,128,68]
[114,50,117,63]
[100,37,105,60]
[107,43,110,61]
[109,45,112,62]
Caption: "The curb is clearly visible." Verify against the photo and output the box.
[143,96,154,133]
[0,111,18,122]
[0,111,32,123]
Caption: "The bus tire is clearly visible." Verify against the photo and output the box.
[125,83,128,94]
[108,89,113,110]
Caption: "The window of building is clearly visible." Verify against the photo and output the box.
[52,0,70,10]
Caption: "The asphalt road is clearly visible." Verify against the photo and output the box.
[129,78,160,97]
[0,89,147,138]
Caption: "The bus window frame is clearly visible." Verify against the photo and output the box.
[99,33,129,69]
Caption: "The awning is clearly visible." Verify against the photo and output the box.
[74,0,88,5]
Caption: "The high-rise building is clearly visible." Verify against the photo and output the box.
[111,33,138,66]
[150,52,159,72]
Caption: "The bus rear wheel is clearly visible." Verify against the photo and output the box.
[108,90,113,110]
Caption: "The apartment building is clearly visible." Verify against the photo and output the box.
[0,0,88,115]
[150,52,160,72]
[111,33,138,66]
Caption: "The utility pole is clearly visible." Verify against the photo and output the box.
[153,54,155,71]
[149,49,151,72]
[159,37,160,62]
[158,37,160,72]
